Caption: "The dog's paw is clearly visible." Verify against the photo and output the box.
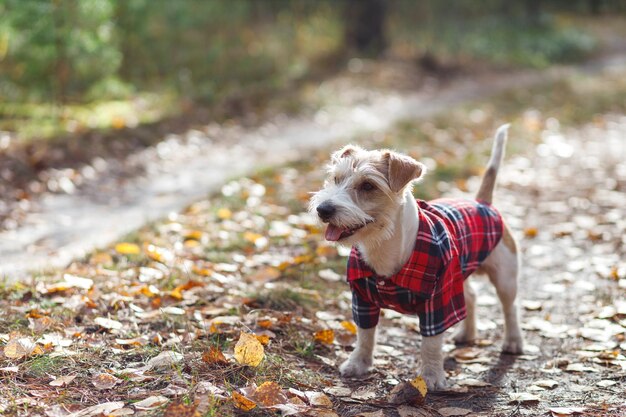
[339,354,372,377]
[420,368,448,391]
[502,336,525,355]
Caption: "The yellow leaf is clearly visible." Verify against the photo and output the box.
[184,230,204,240]
[410,376,428,398]
[234,332,265,367]
[524,228,538,238]
[144,244,173,263]
[232,392,256,411]
[314,329,334,345]
[256,318,273,329]
[340,321,357,335]
[217,208,232,220]
[115,242,141,255]
[293,254,313,265]
[316,245,338,257]
[4,338,38,359]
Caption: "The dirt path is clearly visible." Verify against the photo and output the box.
[3,53,626,280]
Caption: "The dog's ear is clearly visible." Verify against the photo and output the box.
[331,145,359,163]
[384,151,425,192]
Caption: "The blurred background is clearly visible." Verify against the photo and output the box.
[1,0,623,136]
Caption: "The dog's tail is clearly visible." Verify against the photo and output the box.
[476,124,509,204]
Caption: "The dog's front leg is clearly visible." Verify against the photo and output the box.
[340,326,376,377]
[420,333,447,390]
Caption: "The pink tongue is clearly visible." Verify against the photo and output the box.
[325,224,346,241]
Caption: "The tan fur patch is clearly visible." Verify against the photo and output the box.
[501,222,517,254]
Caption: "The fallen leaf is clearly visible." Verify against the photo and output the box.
[232,392,256,411]
[253,381,287,407]
[50,374,76,387]
[0,366,19,373]
[147,351,184,370]
[3,337,42,359]
[202,346,228,365]
[134,395,169,410]
[249,266,281,283]
[388,380,426,406]
[314,329,334,345]
[438,407,473,416]
[509,392,540,403]
[68,401,125,417]
[94,317,123,331]
[341,321,357,335]
[217,208,232,220]
[549,406,586,416]
[92,373,122,390]
[234,332,265,367]
[115,242,141,255]
[305,391,333,407]
[409,376,428,397]
[534,379,559,389]
[524,227,538,238]
[596,379,617,387]
[162,401,200,417]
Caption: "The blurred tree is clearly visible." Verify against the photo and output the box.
[343,0,387,56]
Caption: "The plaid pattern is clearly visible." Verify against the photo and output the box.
[347,198,503,336]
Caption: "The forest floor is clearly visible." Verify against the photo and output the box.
[1,53,625,417]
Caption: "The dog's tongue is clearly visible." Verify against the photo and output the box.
[325,224,345,241]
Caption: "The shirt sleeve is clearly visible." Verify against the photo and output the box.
[351,288,381,329]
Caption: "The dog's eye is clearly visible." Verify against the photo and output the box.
[360,181,375,192]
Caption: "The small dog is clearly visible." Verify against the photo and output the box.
[310,125,524,390]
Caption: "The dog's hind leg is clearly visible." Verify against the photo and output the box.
[420,332,447,390]
[453,280,477,344]
[481,229,524,354]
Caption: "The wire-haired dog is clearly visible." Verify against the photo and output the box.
[310,125,524,390]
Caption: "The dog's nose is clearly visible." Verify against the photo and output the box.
[316,202,336,221]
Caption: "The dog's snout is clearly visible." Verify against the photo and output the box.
[316,201,336,221]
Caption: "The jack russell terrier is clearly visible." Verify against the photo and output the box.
[310,125,524,390]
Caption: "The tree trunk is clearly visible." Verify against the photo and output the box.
[343,0,387,57]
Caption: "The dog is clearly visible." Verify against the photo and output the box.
[310,125,524,390]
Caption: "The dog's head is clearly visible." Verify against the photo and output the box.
[309,145,425,246]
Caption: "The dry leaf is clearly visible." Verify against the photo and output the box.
[163,401,201,417]
[202,346,228,365]
[69,401,125,417]
[217,208,232,220]
[549,406,586,416]
[305,391,333,407]
[438,407,473,416]
[249,266,281,283]
[409,376,428,397]
[234,332,265,367]
[340,321,357,335]
[388,379,426,406]
[232,392,256,411]
[253,381,287,407]
[94,317,123,331]
[397,405,434,417]
[4,337,39,359]
[134,395,169,410]
[50,374,76,387]
[92,373,121,390]
[147,351,184,369]
[313,329,334,345]
[509,392,540,403]
[115,242,141,255]
[524,227,538,238]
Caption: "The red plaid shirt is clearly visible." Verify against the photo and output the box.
[347,199,503,336]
